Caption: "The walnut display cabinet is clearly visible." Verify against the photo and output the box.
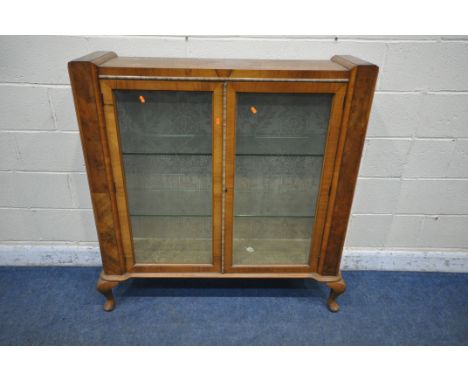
[68,52,378,312]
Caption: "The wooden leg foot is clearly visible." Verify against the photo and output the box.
[96,276,120,312]
[326,277,346,313]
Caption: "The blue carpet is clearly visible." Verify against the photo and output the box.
[0,267,466,345]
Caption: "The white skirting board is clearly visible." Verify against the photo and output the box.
[0,245,467,272]
[341,249,468,273]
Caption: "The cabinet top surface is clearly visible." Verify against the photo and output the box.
[72,53,377,80]
[101,57,348,72]
[91,54,371,80]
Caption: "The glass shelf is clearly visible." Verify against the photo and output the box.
[127,189,211,216]
[120,134,326,156]
[233,239,312,265]
[130,214,212,264]
[133,238,212,264]
[235,215,314,218]
[233,215,315,265]
[124,152,322,157]
[119,132,326,156]
[121,135,212,155]
[131,214,212,218]
[236,134,326,156]
[124,152,212,156]
[128,214,314,218]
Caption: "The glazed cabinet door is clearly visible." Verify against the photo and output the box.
[224,82,346,273]
[101,80,223,273]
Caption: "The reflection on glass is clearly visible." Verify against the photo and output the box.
[115,90,212,264]
[233,93,332,265]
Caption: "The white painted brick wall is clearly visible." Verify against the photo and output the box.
[0,132,85,171]
[403,139,456,178]
[0,86,53,130]
[367,93,421,137]
[418,94,468,138]
[0,35,467,266]
[380,42,468,91]
[360,138,412,177]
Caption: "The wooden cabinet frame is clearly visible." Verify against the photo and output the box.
[68,52,378,312]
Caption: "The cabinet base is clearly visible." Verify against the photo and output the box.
[97,271,345,312]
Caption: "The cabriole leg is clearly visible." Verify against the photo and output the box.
[326,276,346,313]
[96,275,120,312]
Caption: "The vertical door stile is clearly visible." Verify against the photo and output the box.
[309,85,347,272]
[102,94,136,273]
[221,81,228,273]
[212,83,224,272]
[223,84,237,272]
